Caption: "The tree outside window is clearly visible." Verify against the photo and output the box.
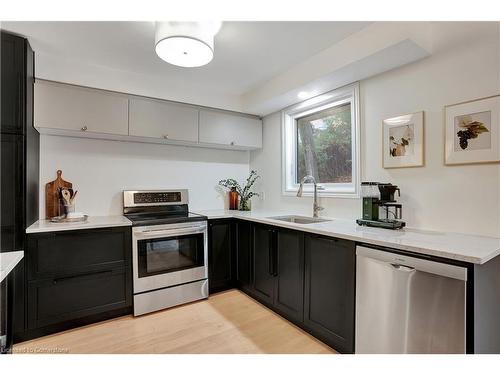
[296,103,352,184]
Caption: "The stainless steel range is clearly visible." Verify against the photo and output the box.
[123,190,208,316]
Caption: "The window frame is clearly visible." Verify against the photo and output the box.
[281,83,360,198]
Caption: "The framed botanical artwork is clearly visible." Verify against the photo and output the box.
[445,95,500,165]
[382,111,424,168]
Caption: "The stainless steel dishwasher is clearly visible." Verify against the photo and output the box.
[355,245,467,354]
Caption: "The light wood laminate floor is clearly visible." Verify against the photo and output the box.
[13,289,336,354]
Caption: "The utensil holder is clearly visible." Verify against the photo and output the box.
[64,203,75,217]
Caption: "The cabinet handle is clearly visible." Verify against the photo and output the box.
[268,229,274,276]
[272,230,279,277]
[16,74,22,128]
[53,269,112,284]
[81,125,88,131]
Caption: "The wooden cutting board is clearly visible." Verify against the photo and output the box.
[45,170,72,219]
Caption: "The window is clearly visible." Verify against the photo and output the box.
[282,83,360,197]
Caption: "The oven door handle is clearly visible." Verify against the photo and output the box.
[134,227,206,238]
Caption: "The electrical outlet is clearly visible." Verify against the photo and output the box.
[259,191,265,201]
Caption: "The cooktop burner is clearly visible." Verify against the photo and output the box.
[122,189,207,226]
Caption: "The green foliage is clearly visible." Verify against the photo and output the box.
[218,170,260,201]
[297,106,352,183]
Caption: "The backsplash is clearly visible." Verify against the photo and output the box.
[39,134,250,217]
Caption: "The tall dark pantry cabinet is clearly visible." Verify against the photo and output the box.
[1,31,39,349]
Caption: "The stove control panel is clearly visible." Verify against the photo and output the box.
[123,190,188,207]
[134,192,181,204]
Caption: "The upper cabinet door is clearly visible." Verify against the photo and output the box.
[129,97,198,142]
[1,32,25,134]
[199,110,262,149]
[34,81,128,135]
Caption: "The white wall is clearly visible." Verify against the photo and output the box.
[39,135,250,217]
[250,23,500,237]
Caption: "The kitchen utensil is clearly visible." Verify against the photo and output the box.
[70,190,78,204]
[45,170,72,218]
[61,189,72,205]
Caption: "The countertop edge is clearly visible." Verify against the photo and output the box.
[26,216,133,234]
[195,210,500,265]
[0,251,24,283]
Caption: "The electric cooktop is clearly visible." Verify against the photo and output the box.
[122,189,207,226]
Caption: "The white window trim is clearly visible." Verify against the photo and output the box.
[281,83,360,198]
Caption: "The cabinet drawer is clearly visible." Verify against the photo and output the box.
[27,268,131,330]
[27,228,131,280]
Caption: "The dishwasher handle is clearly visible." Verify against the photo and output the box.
[390,263,416,272]
[356,245,467,281]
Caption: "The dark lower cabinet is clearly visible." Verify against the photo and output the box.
[252,224,275,305]
[27,268,130,330]
[235,220,253,292]
[303,234,356,353]
[273,229,304,323]
[252,224,305,323]
[16,226,133,342]
[26,228,130,280]
[208,219,234,293]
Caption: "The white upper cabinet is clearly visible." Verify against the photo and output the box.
[34,80,262,151]
[129,97,198,142]
[199,110,262,149]
[34,81,128,135]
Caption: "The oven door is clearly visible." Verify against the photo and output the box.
[132,222,208,293]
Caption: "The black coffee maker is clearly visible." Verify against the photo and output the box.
[356,182,406,229]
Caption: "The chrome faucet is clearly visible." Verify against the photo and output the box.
[296,175,324,218]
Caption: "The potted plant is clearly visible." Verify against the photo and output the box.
[218,170,260,211]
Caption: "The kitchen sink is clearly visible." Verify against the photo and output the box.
[268,215,332,224]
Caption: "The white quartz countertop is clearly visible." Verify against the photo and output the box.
[194,209,500,265]
[26,215,132,234]
[0,251,24,283]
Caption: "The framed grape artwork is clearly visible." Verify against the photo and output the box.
[445,95,500,165]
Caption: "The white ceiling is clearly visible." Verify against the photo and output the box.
[1,21,370,95]
[1,21,436,115]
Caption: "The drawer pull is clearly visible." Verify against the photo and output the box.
[53,270,113,284]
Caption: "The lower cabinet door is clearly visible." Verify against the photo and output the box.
[252,224,274,305]
[273,229,304,323]
[208,219,234,293]
[27,268,132,330]
[236,220,253,292]
[303,235,355,353]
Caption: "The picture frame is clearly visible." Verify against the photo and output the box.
[444,95,500,165]
[382,111,424,169]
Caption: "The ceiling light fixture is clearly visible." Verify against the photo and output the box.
[155,21,222,68]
